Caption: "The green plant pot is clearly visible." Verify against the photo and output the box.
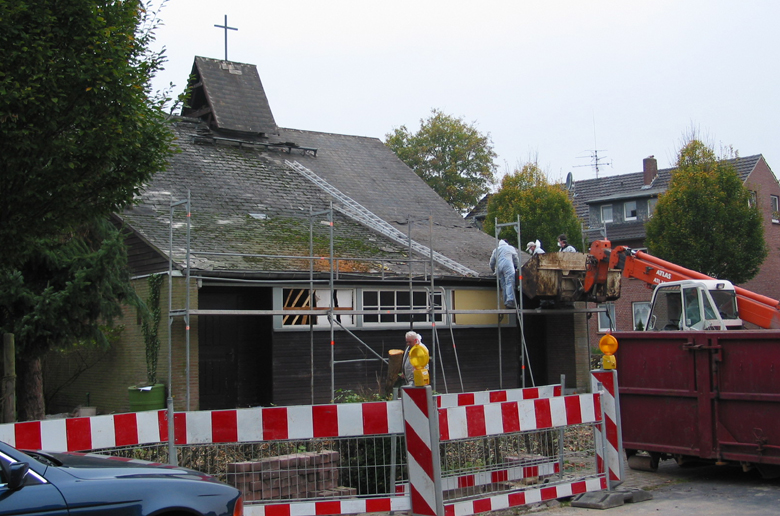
[128,384,166,412]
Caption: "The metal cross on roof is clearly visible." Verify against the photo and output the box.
[214,15,238,61]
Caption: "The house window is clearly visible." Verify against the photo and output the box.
[624,200,637,221]
[749,190,757,208]
[771,195,779,223]
[632,302,651,331]
[282,288,354,326]
[647,198,657,217]
[598,303,616,332]
[363,289,443,325]
[601,205,613,223]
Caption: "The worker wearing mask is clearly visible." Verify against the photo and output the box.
[557,234,576,253]
[526,240,545,255]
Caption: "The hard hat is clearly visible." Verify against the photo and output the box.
[526,241,536,251]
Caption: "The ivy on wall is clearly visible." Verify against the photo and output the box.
[142,274,163,386]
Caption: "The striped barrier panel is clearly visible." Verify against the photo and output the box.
[440,461,560,492]
[402,386,444,516]
[591,369,623,484]
[438,393,599,440]
[394,460,560,499]
[0,401,404,451]
[443,477,607,516]
[435,384,562,408]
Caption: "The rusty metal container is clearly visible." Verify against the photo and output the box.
[614,330,780,476]
[521,253,621,303]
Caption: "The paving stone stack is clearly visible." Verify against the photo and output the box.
[226,450,357,502]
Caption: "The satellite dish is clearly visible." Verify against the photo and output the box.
[565,172,574,191]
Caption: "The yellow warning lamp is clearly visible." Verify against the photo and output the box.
[599,334,618,370]
[409,344,430,386]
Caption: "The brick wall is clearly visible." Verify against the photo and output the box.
[44,276,200,415]
[740,157,780,300]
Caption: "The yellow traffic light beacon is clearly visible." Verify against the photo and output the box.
[409,343,430,386]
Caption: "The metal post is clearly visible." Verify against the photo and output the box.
[2,333,15,423]
[167,196,188,467]
[329,203,335,402]
[407,215,413,332]
[309,208,315,405]
[185,190,191,411]
[493,218,503,388]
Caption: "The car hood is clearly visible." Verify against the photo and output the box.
[27,450,219,483]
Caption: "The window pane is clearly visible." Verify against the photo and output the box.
[364,291,377,306]
[648,198,657,217]
[601,205,613,223]
[380,291,395,307]
[632,302,651,330]
[624,201,637,219]
[598,304,616,331]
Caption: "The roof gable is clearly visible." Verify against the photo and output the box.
[181,56,278,136]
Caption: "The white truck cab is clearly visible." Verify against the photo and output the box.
[645,279,742,331]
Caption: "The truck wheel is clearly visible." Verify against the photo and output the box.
[627,453,659,472]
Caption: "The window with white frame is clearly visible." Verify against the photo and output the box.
[363,289,443,324]
[624,200,637,220]
[648,198,657,217]
[601,205,613,223]
[771,195,779,222]
[598,303,616,332]
[632,302,651,331]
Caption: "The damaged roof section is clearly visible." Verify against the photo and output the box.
[121,57,499,280]
[182,56,278,136]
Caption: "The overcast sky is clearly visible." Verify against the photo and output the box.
[150,0,779,185]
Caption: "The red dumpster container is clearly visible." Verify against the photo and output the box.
[613,330,780,477]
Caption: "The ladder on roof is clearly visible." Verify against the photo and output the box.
[285,160,478,277]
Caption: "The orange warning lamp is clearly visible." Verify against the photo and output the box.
[598,334,618,370]
[409,344,430,386]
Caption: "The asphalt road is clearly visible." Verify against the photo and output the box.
[542,458,780,515]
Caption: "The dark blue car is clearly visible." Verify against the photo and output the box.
[0,440,243,515]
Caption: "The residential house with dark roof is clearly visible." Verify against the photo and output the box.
[572,154,780,341]
[44,57,593,414]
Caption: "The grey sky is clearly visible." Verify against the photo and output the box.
[151,0,779,184]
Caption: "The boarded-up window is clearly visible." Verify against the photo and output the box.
[282,289,354,327]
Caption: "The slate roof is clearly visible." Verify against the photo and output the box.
[181,56,278,136]
[572,154,762,244]
[572,154,761,220]
[119,118,498,279]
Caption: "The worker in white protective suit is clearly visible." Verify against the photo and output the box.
[526,240,545,255]
[489,240,521,309]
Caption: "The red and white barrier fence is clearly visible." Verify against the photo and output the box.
[0,373,621,516]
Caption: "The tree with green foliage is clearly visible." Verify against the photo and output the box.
[0,219,141,421]
[484,163,582,252]
[0,0,172,420]
[645,140,766,284]
[385,109,497,213]
[0,0,174,264]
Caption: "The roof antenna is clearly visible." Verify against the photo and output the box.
[574,115,612,179]
[214,15,238,61]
